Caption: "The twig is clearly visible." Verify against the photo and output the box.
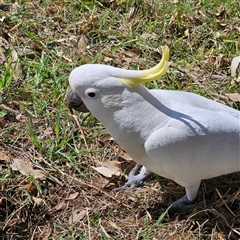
[31,158,65,186]
[86,208,91,240]
[63,170,133,210]
[0,103,18,115]
[72,114,95,165]
[3,144,65,186]
[215,188,236,217]
[9,20,23,32]
[3,202,28,230]
[36,149,132,209]
[169,62,202,85]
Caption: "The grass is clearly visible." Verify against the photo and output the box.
[0,0,240,239]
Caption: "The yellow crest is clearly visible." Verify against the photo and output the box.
[118,46,169,88]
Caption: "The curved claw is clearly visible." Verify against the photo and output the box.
[113,164,151,192]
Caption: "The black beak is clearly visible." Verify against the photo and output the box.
[65,90,89,114]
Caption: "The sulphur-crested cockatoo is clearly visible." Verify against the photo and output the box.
[66,46,240,210]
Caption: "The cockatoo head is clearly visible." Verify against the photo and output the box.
[66,46,169,114]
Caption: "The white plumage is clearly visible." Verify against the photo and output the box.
[66,46,240,210]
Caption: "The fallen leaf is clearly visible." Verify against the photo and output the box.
[94,176,110,189]
[128,6,138,22]
[16,113,22,121]
[215,54,224,69]
[219,35,232,41]
[52,201,66,212]
[25,182,35,192]
[123,48,141,59]
[92,160,122,178]
[19,91,31,100]
[32,196,44,206]
[0,152,10,162]
[230,56,240,77]
[10,158,46,180]
[104,56,113,62]
[78,35,87,53]
[11,48,22,79]
[184,29,189,37]
[210,74,227,81]
[225,93,240,102]
[68,192,79,200]
[92,166,118,178]
[216,9,226,18]
[38,127,53,140]
[140,33,158,39]
[68,209,86,225]
[33,43,43,52]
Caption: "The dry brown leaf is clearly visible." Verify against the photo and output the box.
[19,91,31,100]
[114,57,123,66]
[32,196,44,206]
[219,35,232,41]
[184,29,189,37]
[225,93,240,102]
[141,33,158,39]
[92,166,118,178]
[11,48,22,79]
[68,209,86,225]
[38,127,53,140]
[52,201,66,212]
[78,35,87,53]
[25,182,35,192]
[231,56,240,77]
[216,9,226,18]
[68,192,79,200]
[123,48,141,59]
[10,158,46,180]
[94,176,110,189]
[0,152,10,162]
[215,54,224,69]
[92,160,122,178]
[210,74,227,81]
[128,6,138,22]
[104,56,113,62]
[16,113,22,121]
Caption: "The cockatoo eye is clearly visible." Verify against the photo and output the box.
[85,88,99,99]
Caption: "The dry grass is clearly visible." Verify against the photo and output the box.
[0,0,240,239]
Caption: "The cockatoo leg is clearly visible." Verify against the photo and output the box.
[170,181,201,211]
[170,195,196,211]
[113,164,152,191]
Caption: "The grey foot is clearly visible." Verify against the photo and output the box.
[169,195,196,211]
[113,164,151,191]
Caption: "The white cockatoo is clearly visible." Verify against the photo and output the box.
[66,46,240,210]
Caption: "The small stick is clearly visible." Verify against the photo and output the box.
[9,20,23,32]
[70,174,133,210]
[54,167,132,209]
[0,103,18,115]
[72,114,95,166]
